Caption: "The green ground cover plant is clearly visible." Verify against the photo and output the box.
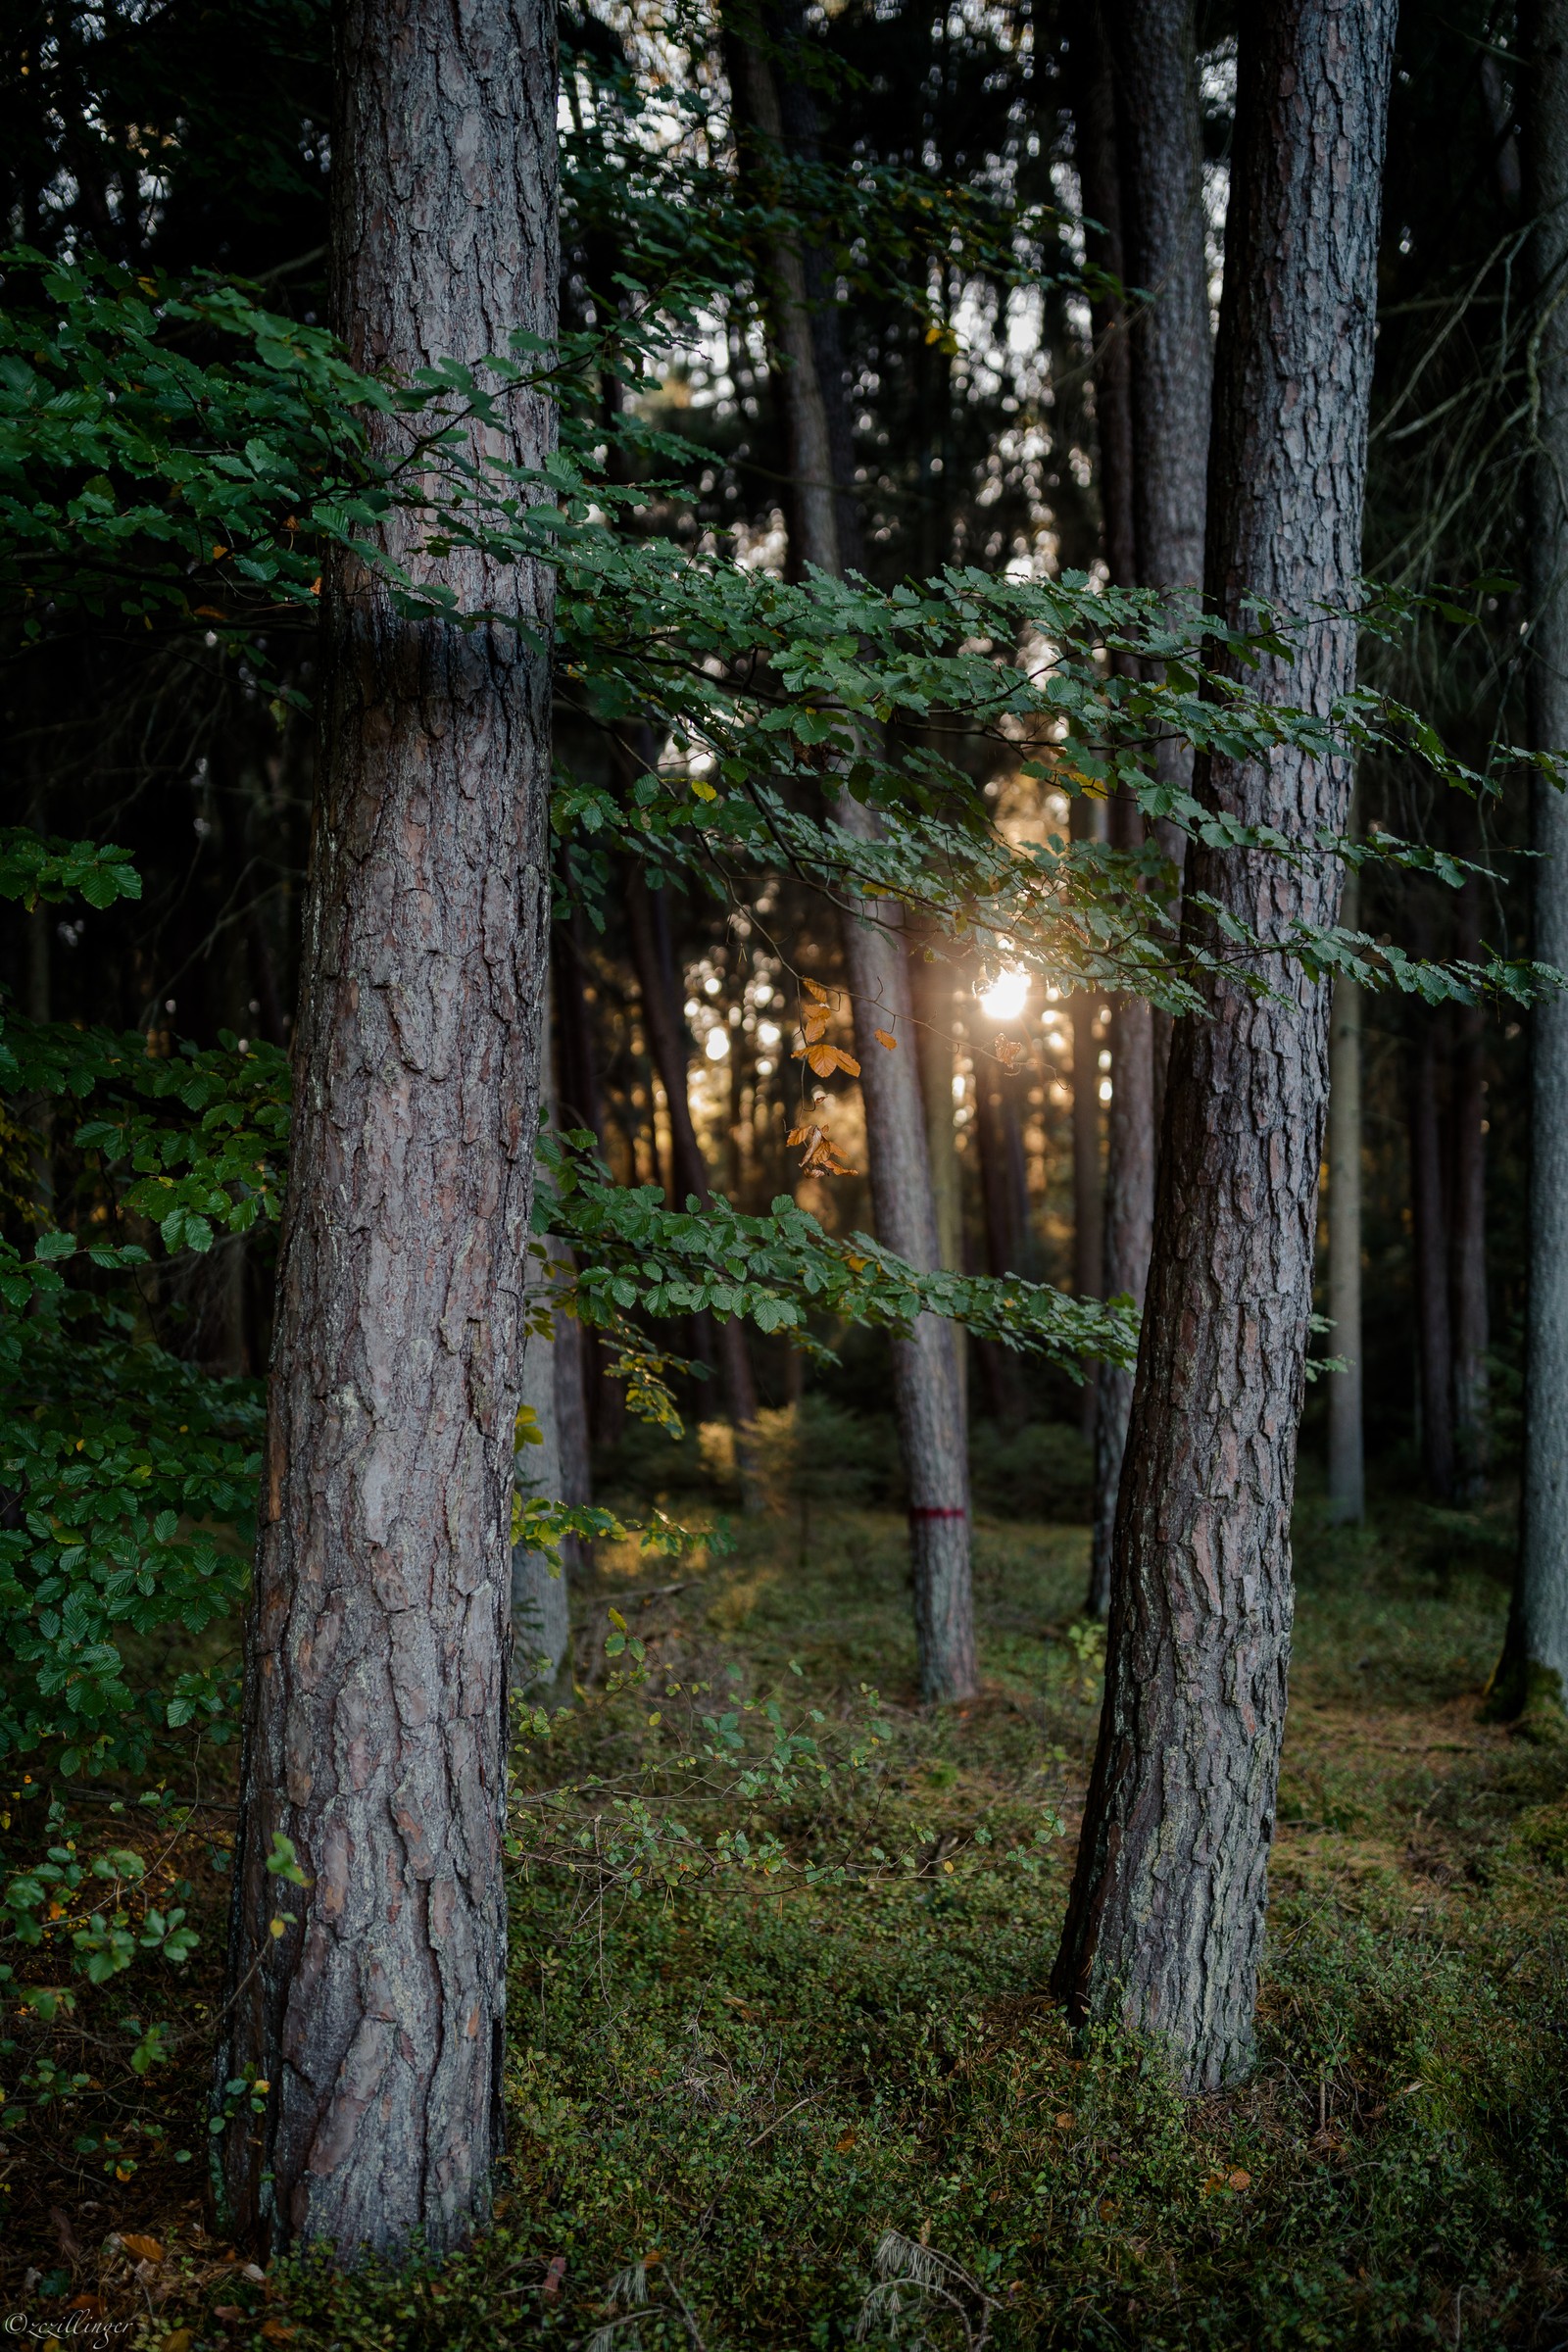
[1,1424,1562,2349]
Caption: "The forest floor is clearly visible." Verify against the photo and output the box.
[3,1416,1566,2350]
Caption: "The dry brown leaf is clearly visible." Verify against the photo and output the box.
[1228,2167,1252,2191]
[163,2333,195,2352]
[994,1037,1026,1071]
[802,977,830,1002]
[787,1122,822,1150]
[260,2323,296,2342]
[835,2130,858,2153]
[121,2234,165,2266]
[798,1040,860,1078]
[873,1028,898,1051]
[800,1004,831,1044]
[1053,2112,1074,2131]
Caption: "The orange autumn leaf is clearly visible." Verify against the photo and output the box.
[121,2234,165,2265]
[995,1037,1026,1071]
[835,2129,858,2153]
[873,1028,898,1051]
[797,1040,859,1079]
[801,1004,831,1044]
[802,976,830,1002]
[786,1121,819,1149]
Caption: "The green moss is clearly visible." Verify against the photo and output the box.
[29,1442,1568,2350]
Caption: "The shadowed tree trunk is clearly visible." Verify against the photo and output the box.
[1063,3,1137,600]
[1052,0,1396,2088]
[1326,867,1365,1525]
[1494,0,1568,1730]
[1408,984,1456,1503]
[1068,967,1103,1447]
[513,954,585,1699]
[727,0,976,1699]
[623,860,762,1497]
[974,1055,1030,1434]
[215,0,558,2257]
[1084,0,1212,1609]
[554,906,623,1446]
[1449,880,1490,1502]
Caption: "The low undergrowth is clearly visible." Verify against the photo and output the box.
[1,1429,1564,2348]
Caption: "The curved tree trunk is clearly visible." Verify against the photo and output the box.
[1326,868,1365,1525]
[1052,0,1396,2089]
[726,2,976,1698]
[1495,0,1568,1729]
[215,0,557,2257]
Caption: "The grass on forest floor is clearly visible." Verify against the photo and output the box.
[2,1420,1566,2351]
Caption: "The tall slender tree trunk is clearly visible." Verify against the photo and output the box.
[213,0,557,2257]
[1495,0,1568,1729]
[1064,4,1137,600]
[513,954,582,1699]
[1068,968,1103,1447]
[1408,994,1456,1502]
[1449,880,1490,1502]
[1052,0,1396,2088]
[915,951,967,1428]
[1326,868,1365,1524]
[1089,975,1153,1615]
[623,862,762,1490]
[974,1060,1029,1434]
[1085,0,1213,1609]
[728,4,976,1699]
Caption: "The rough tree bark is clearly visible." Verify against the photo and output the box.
[1086,0,1213,1612]
[1495,0,1568,1728]
[1326,866,1365,1524]
[214,0,558,2257]
[1052,0,1396,2088]
[728,2,977,1699]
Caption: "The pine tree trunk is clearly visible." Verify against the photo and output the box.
[1111,0,1213,611]
[1052,0,1396,2089]
[1449,881,1490,1503]
[1496,0,1568,1728]
[727,7,977,1699]
[1326,868,1365,1525]
[1064,4,1137,598]
[213,0,557,2258]
[1086,0,1212,1609]
[1409,998,1456,1503]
